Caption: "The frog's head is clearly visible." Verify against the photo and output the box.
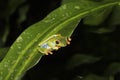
[52,35,71,50]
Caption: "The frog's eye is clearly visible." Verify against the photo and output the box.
[55,40,60,44]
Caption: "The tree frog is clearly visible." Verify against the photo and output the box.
[38,34,71,55]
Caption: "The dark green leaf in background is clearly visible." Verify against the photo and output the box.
[0,48,9,61]
[108,5,120,26]
[66,54,101,69]
[83,74,107,80]
[0,0,26,45]
[105,62,120,76]
[83,7,113,26]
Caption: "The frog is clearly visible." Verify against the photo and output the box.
[37,34,71,55]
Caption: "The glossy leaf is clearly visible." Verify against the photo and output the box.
[83,0,118,26]
[83,7,113,26]
[0,1,119,80]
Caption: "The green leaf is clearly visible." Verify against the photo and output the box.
[83,7,113,26]
[6,0,25,16]
[0,47,9,61]
[86,26,116,34]
[66,54,100,69]
[105,62,120,76]
[0,1,119,80]
[75,73,113,80]
[82,0,118,26]
[108,5,120,25]
[73,76,83,80]
[83,74,107,80]
[1,0,26,44]
[62,0,79,4]
[17,5,29,25]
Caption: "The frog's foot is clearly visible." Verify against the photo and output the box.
[45,50,53,55]
[67,37,71,45]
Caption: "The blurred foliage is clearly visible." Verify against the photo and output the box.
[0,0,120,80]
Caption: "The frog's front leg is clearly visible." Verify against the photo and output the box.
[38,43,53,55]
[66,37,71,45]
[45,49,53,55]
